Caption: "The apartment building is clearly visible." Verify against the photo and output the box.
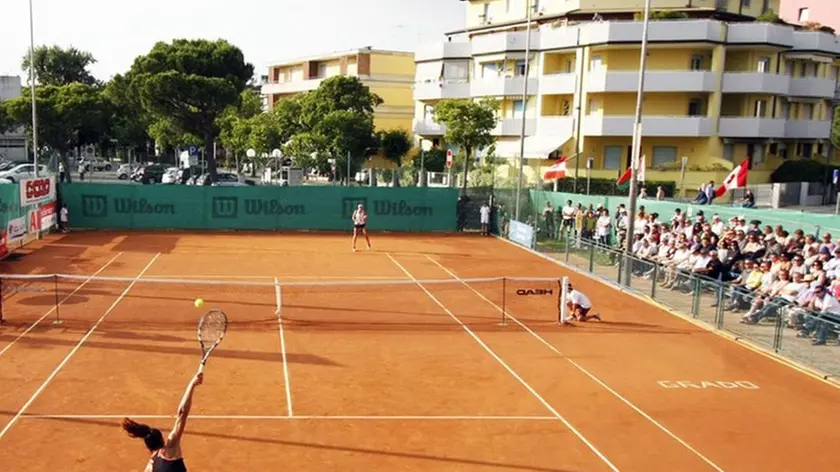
[414,5,840,191]
[261,47,416,132]
[0,76,26,162]
[780,1,840,32]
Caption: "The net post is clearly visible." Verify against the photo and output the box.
[558,276,569,325]
[274,277,282,318]
[53,274,63,325]
[500,277,507,326]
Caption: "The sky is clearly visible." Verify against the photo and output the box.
[1,0,466,81]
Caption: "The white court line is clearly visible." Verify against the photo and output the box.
[149,274,408,281]
[426,255,725,472]
[385,253,619,472]
[23,414,557,421]
[275,277,293,417]
[0,253,161,441]
[0,253,123,360]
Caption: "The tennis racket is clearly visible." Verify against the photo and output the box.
[197,309,228,373]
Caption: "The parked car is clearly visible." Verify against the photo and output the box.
[89,158,113,171]
[135,164,166,184]
[0,164,51,182]
[177,166,202,184]
[116,164,136,180]
[161,167,180,184]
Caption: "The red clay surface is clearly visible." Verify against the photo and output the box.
[1,231,839,471]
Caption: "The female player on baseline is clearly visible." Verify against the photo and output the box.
[122,371,203,472]
[565,282,601,322]
[352,203,372,252]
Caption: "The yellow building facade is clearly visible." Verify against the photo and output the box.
[413,3,840,194]
[262,48,416,168]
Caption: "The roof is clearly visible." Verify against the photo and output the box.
[265,47,414,68]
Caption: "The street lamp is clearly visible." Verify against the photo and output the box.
[623,0,652,285]
[514,0,534,222]
[419,139,432,187]
[28,0,39,177]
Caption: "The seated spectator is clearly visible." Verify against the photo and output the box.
[710,214,725,236]
[824,247,840,279]
[741,189,755,208]
[726,260,771,311]
[798,285,840,346]
[741,270,793,324]
[741,233,766,261]
[819,233,834,254]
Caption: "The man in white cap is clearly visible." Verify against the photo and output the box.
[562,281,601,322]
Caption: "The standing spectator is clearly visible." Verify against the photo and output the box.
[542,202,555,239]
[596,208,612,247]
[58,161,66,183]
[59,204,69,233]
[656,186,665,200]
[479,202,491,236]
[561,200,575,237]
[78,158,89,181]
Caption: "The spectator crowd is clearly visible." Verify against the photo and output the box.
[539,198,840,346]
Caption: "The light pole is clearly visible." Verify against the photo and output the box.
[28,0,39,177]
[418,139,432,187]
[514,0,533,222]
[623,0,652,284]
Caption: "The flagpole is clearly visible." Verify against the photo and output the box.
[514,0,533,222]
[623,0,651,285]
[28,0,39,178]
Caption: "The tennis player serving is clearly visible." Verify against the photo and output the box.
[122,370,203,472]
[352,203,371,252]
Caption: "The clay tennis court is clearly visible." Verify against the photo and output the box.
[1,231,839,471]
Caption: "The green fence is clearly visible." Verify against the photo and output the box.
[59,184,459,232]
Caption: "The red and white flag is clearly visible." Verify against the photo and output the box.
[543,157,567,180]
[716,159,749,198]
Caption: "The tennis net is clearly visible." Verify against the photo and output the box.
[0,273,564,328]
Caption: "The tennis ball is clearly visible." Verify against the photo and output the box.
[194,298,204,308]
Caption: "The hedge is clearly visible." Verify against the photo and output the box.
[770,160,839,183]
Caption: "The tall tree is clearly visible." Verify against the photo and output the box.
[102,73,152,157]
[22,45,98,86]
[378,129,412,187]
[434,99,499,194]
[0,102,11,134]
[5,84,110,182]
[314,110,379,183]
[300,76,383,129]
[127,39,253,180]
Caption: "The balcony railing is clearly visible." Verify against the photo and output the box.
[586,70,717,93]
[717,117,786,138]
[584,115,713,137]
[721,72,791,95]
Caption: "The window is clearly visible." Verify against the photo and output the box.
[757,57,770,73]
[780,99,790,119]
[754,99,767,117]
[690,55,704,71]
[423,105,435,121]
[802,103,814,120]
[742,0,751,6]
[800,62,808,77]
[799,7,810,22]
[801,142,813,158]
[604,146,622,170]
[481,62,498,79]
[317,63,327,78]
[513,100,525,119]
[562,100,571,116]
[652,146,678,167]
[588,97,602,114]
[688,99,704,116]
[515,60,527,77]
[564,59,573,73]
[723,143,735,161]
[590,55,603,71]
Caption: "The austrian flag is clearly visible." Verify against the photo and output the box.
[543,157,567,180]
[716,159,749,198]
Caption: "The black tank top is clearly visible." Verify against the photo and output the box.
[153,452,187,472]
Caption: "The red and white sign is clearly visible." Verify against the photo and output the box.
[39,202,57,231]
[29,208,41,234]
[446,149,453,168]
[20,176,56,206]
[715,159,749,198]
[543,157,568,180]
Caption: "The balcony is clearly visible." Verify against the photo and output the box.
[415,42,472,62]
[540,73,577,95]
[726,23,793,47]
[791,31,840,55]
[471,76,539,97]
[721,73,790,95]
[586,70,717,93]
[717,118,786,138]
[788,77,836,99]
[537,116,574,137]
[583,115,713,137]
[835,83,840,102]
[413,81,471,101]
[471,31,539,56]
[493,118,536,136]
[540,27,579,50]
[785,120,831,139]
[261,78,323,95]
[413,119,446,136]
[579,20,723,46]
